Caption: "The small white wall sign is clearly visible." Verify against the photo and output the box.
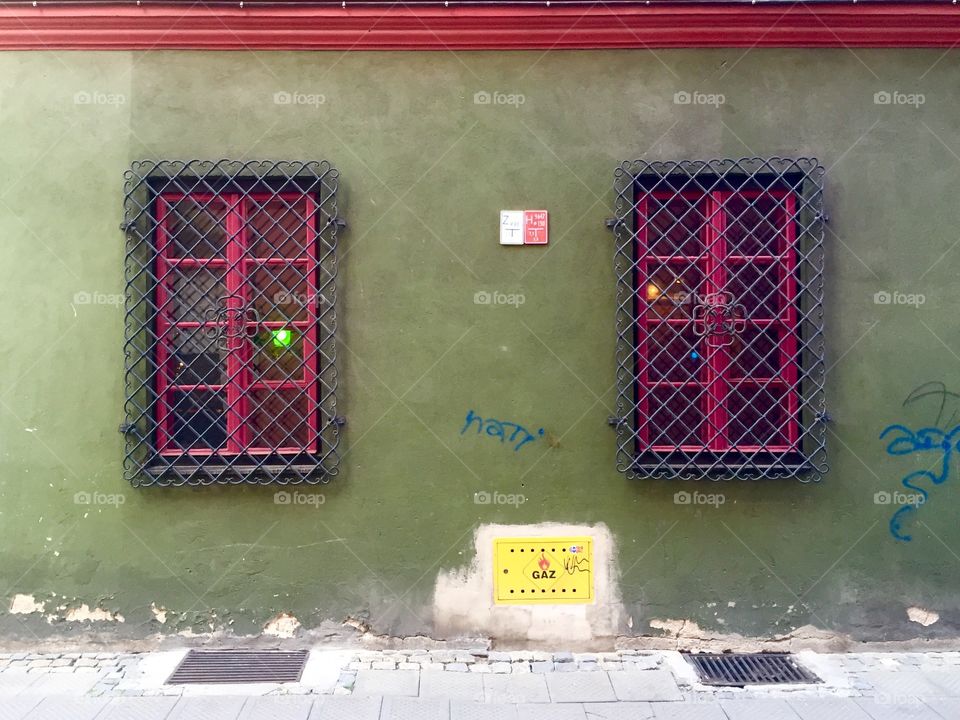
[499,210,524,245]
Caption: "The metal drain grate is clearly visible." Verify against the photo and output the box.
[167,649,309,685]
[685,652,820,686]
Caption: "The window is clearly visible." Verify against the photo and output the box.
[613,159,827,480]
[122,161,341,486]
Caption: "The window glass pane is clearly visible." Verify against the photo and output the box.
[247,328,305,383]
[247,390,310,449]
[248,197,312,258]
[648,325,701,383]
[162,197,229,259]
[726,384,788,448]
[168,389,227,450]
[648,386,703,448]
[724,194,785,256]
[166,328,227,386]
[644,263,702,321]
[249,266,310,322]
[727,262,781,320]
[646,195,704,256]
[163,268,226,324]
[727,326,782,380]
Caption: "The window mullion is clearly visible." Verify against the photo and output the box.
[224,193,247,455]
[704,192,729,452]
[780,192,801,448]
[304,194,321,455]
[635,192,650,449]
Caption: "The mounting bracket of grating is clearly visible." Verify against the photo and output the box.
[607,416,626,428]
[604,217,617,229]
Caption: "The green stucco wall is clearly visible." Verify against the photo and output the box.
[1,48,959,643]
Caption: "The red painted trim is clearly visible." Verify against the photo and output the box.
[0,3,959,49]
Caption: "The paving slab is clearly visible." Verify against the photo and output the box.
[23,697,110,720]
[787,698,873,720]
[515,704,587,720]
[310,695,382,720]
[720,699,801,720]
[0,697,43,720]
[450,702,518,720]
[238,695,315,720]
[353,670,420,698]
[0,673,43,697]
[923,669,960,697]
[381,696,450,720]
[651,704,728,720]
[863,671,943,699]
[853,698,944,720]
[583,701,655,719]
[545,672,616,703]
[608,670,683,702]
[483,674,550,704]
[421,671,484,702]
[99,697,180,720]
[924,697,960,718]
[21,672,99,696]
[167,696,248,720]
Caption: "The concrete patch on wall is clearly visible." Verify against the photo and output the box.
[263,612,301,638]
[63,603,125,623]
[433,523,625,646]
[8,593,45,615]
[150,603,168,624]
[907,606,939,627]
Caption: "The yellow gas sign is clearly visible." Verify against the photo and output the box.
[493,536,594,605]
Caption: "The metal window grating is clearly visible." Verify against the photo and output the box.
[167,649,309,685]
[685,652,820,686]
[612,158,827,481]
[122,160,342,487]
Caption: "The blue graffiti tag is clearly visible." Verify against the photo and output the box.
[880,382,960,542]
[460,410,544,452]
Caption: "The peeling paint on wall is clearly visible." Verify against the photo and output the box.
[63,604,125,623]
[907,606,940,627]
[8,594,45,614]
[150,603,168,624]
[263,612,301,638]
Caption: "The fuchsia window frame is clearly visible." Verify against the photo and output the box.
[153,191,320,458]
[634,188,800,454]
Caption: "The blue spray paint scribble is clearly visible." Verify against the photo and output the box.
[460,410,544,452]
[880,382,960,542]
[879,424,959,541]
